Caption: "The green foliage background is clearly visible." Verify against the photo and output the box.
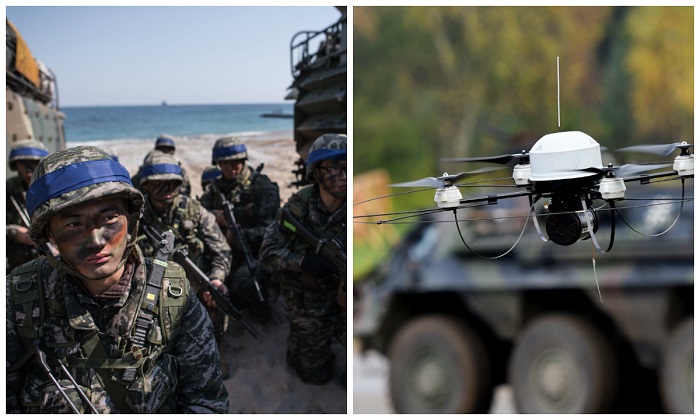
[353,6,693,277]
[354,6,693,180]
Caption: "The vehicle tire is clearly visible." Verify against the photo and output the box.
[508,313,619,413]
[660,317,693,413]
[388,315,492,413]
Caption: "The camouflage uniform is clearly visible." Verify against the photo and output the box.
[260,134,347,384]
[138,153,232,338]
[6,146,228,413]
[200,137,280,317]
[6,140,49,271]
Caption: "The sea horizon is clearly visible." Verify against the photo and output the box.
[62,102,294,143]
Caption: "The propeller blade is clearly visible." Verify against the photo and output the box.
[616,142,692,157]
[389,177,441,188]
[442,153,518,165]
[616,162,673,177]
[574,163,672,177]
[390,167,502,189]
[450,166,507,183]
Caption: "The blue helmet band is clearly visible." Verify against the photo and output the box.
[10,147,50,160]
[156,137,176,147]
[26,159,133,216]
[140,163,182,178]
[202,169,222,181]
[307,149,346,166]
[213,144,247,159]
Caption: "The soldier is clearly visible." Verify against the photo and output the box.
[132,135,191,196]
[201,165,222,191]
[6,146,229,413]
[138,152,233,378]
[6,139,49,271]
[200,136,281,323]
[260,134,347,385]
[154,134,191,196]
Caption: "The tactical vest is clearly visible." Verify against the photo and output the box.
[8,257,189,413]
[145,196,204,260]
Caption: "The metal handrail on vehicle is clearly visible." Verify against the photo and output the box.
[290,17,347,79]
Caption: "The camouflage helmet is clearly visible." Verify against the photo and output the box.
[139,150,183,186]
[212,136,247,164]
[97,146,119,162]
[155,134,176,151]
[306,133,347,181]
[201,165,222,188]
[9,139,50,170]
[26,146,144,245]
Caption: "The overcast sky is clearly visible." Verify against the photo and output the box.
[6,5,341,107]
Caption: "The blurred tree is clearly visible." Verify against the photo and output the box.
[625,6,693,144]
[354,6,693,179]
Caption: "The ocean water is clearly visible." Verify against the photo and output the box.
[62,103,294,143]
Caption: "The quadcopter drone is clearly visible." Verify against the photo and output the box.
[355,57,693,257]
[354,130,693,255]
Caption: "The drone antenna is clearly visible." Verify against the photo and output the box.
[557,56,561,130]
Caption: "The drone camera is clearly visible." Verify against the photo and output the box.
[545,195,599,246]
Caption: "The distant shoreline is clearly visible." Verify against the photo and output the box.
[61,102,293,109]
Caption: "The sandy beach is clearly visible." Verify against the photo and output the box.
[76,130,348,414]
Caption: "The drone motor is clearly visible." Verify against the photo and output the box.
[673,143,694,176]
[434,185,462,208]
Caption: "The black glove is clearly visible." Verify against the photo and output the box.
[300,252,338,278]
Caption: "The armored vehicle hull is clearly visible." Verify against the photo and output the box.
[355,184,693,413]
[6,20,66,174]
[288,6,347,187]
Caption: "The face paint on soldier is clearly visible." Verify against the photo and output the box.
[143,180,181,210]
[218,159,245,180]
[316,160,347,198]
[15,160,39,187]
[47,197,129,284]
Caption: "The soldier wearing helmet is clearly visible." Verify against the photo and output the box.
[138,152,233,378]
[6,139,50,271]
[6,146,229,413]
[260,133,347,385]
[132,135,192,196]
[201,165,222,191]
[200,136,281,324]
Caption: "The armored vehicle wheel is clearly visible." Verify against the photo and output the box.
[388,315,492,413]
[508,313,618,413]
[660,317,693,413]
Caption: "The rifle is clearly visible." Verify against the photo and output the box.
[279,208,347,308]
[34,342,99,414]
[141,224,259,339]
[215,163,266,302]
[9,193,59,257]
[9,194,31,228]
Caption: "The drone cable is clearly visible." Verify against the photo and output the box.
[614,178,686,237]
[353,187,437,207]
[452,201,532,260]
[590,242,603,304]
[581,197,616,254]
[528,195,550,243]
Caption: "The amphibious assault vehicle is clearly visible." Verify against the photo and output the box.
[287,6,347,187]
[6,19,66,173]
